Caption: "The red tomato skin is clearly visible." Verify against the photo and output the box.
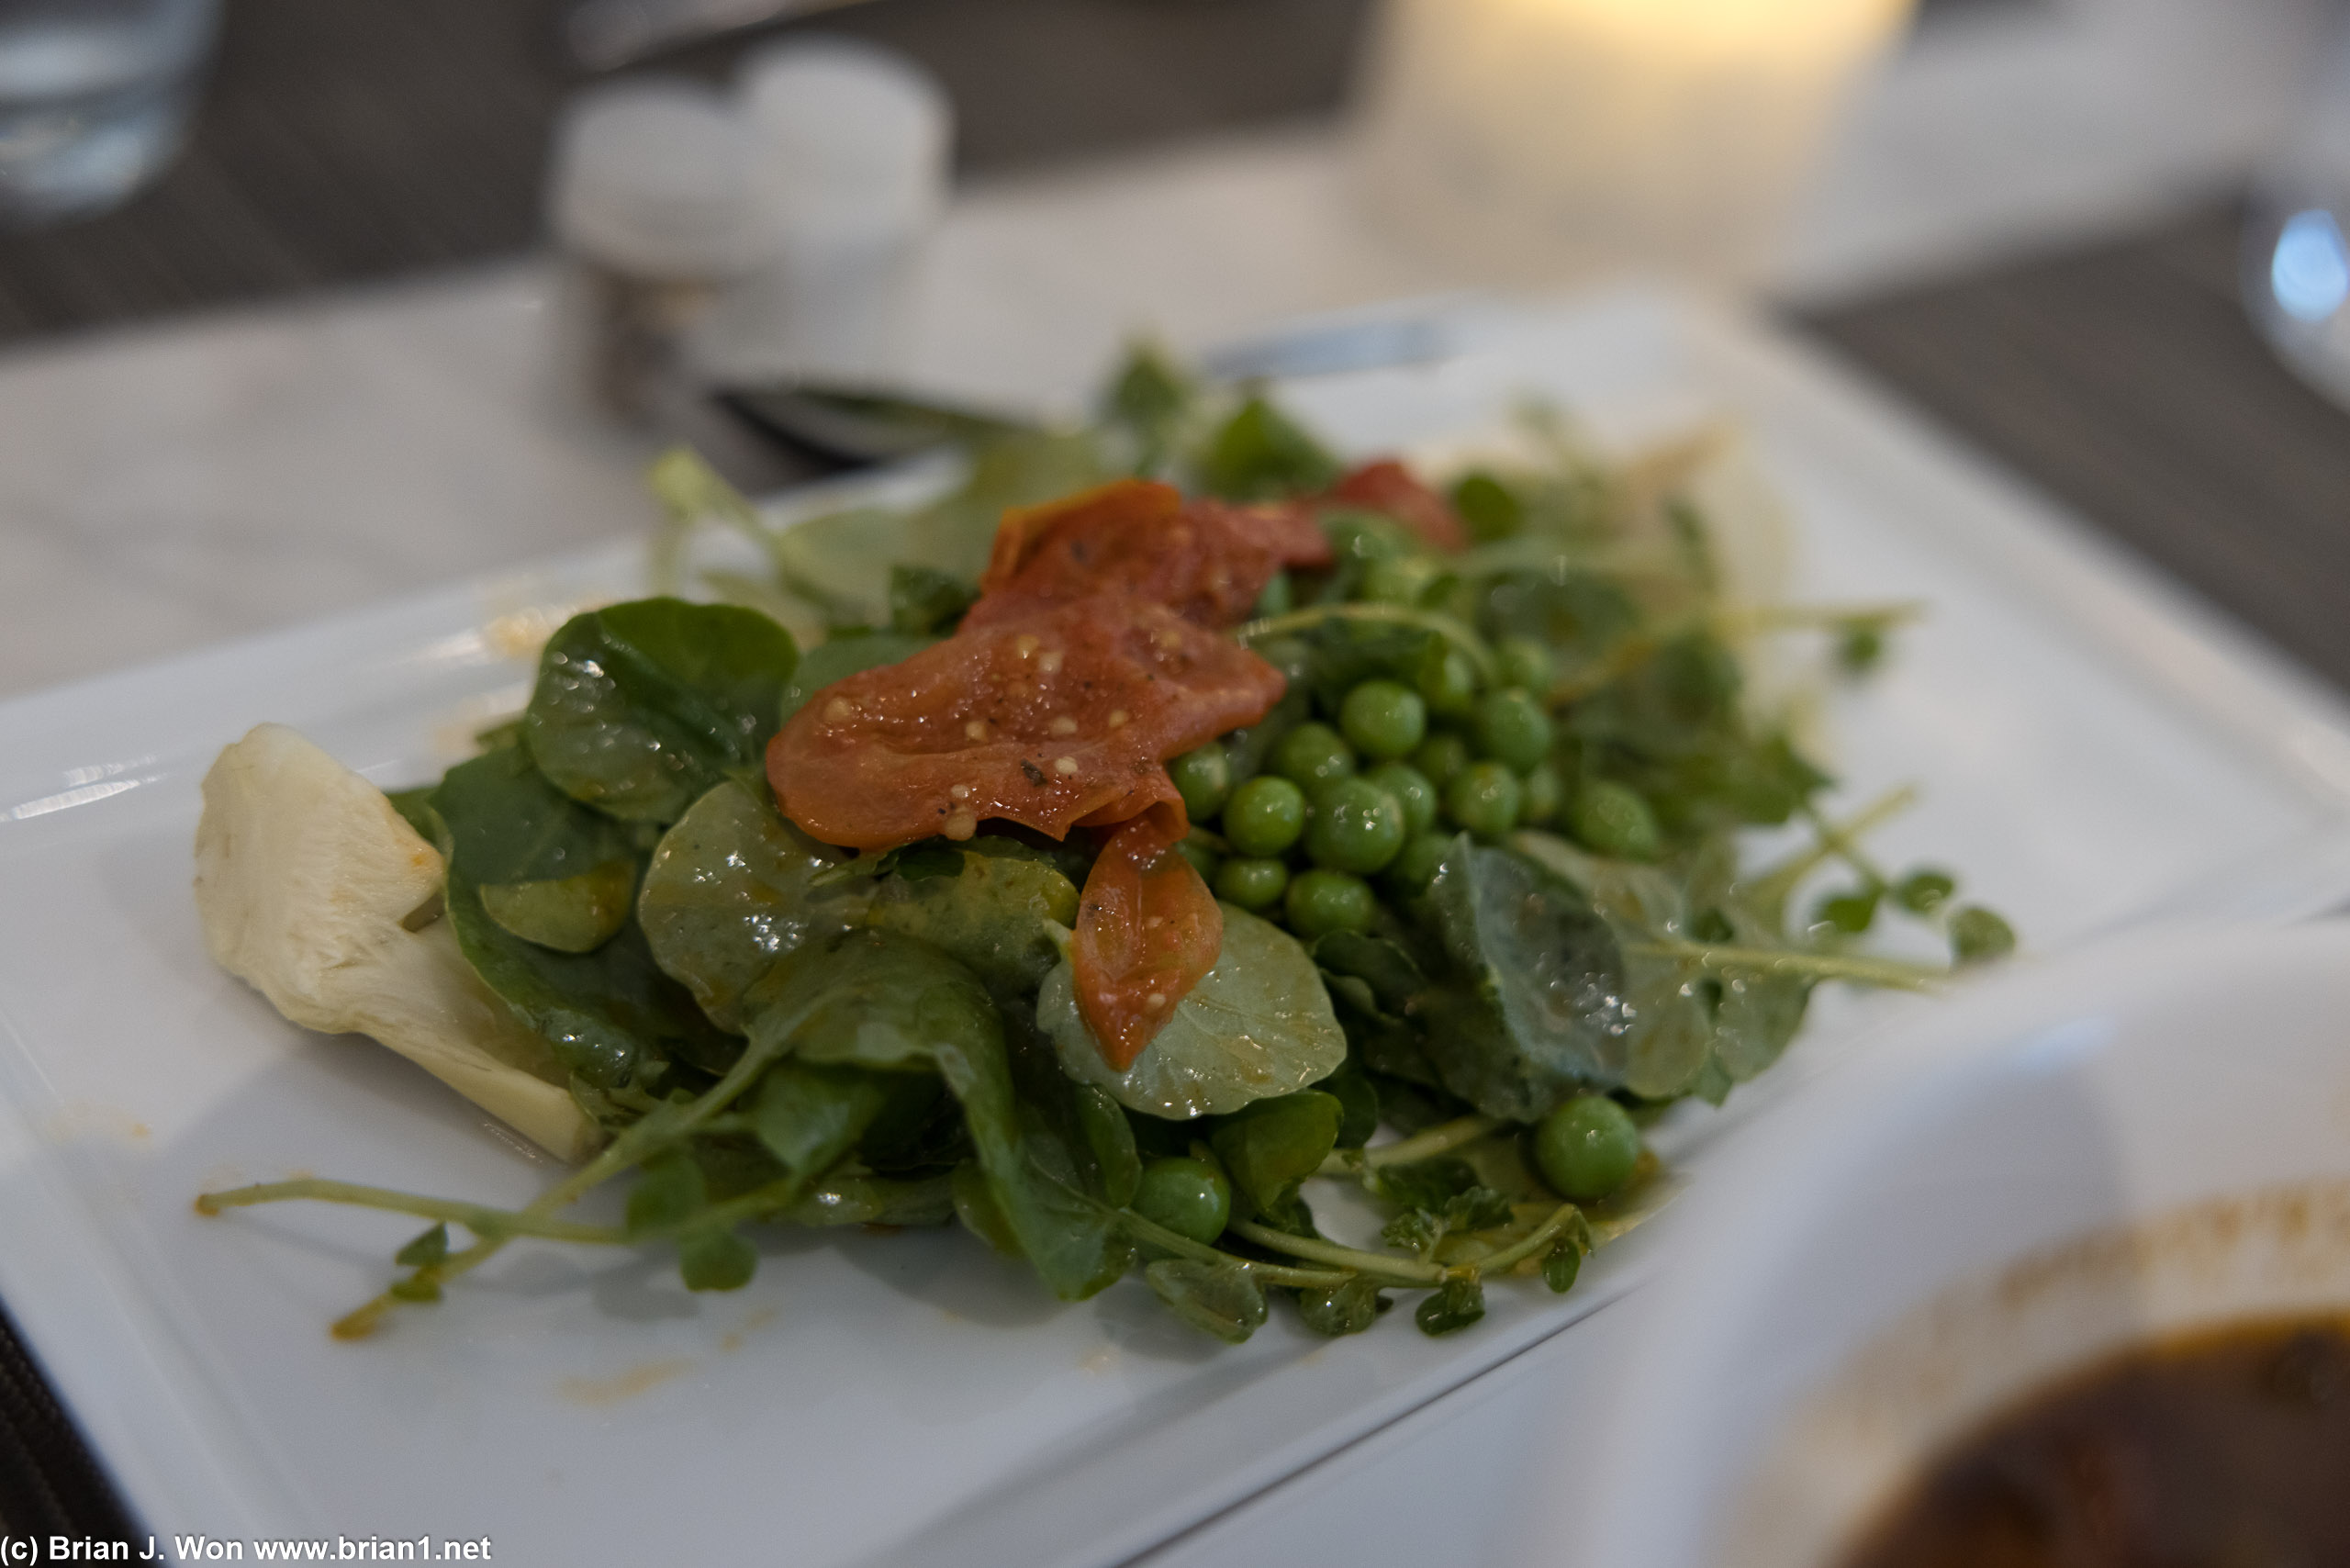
[1324,459,1469,553]
[767,593,1284,851]
[1071,803,1223,1070]
[968,477,1332,631]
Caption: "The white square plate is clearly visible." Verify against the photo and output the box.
[3,290,2346,1568]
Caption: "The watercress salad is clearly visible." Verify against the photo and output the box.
[196,348,2012,1344]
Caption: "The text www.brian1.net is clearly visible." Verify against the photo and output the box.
[0,1539,492,1562]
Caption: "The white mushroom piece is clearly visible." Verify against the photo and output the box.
[194,723,602,1162]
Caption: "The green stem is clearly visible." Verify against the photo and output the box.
[1715,600,1927,635]
[1468,1203,1585,1276]
[1803,802,1892,892]
[1116,1210,1355,1289]
[1317,1114,1501,1178]
[195,1180,628,1245]
[1745,784,1919,912]
[1233,603,1496,683]
[1227,1220,1450,1283]
[331,991,831,1337]
[1626,937,1944,991]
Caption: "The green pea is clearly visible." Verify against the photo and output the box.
[1473,688,1554,773]
[1364,761,1438,835]
[1414,731,1472,790]
[1285,869,1376,939]
[1305,778,1407,875]
[1416,648,1479,718]
[1382,831,1454,898]
[1222,776,1307,857]
[1951,906,2016,965]
[1570,780,1660,861]
[1360,555,1439,607]
[1133,1156,1232,1245]
[1495,636,1556,696]
[1169,745,1232,821]
[1896,868,1957,914]
[1519,762,1563,826]
[1339,678,1427,762]
[1445,762,1522,840]
[1174,830,1222,884]
[1270,722,1357,790]
[1214,857,1290,912]
[1534,1095,1641,1201]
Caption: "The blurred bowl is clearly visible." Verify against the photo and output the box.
[1542,921,2350,1568]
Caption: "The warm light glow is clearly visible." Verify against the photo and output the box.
[1487,0,1908,62]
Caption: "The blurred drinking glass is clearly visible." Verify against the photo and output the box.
[1356,0,1913,290]
[2244,10,2350,410]
[0,0,218,229]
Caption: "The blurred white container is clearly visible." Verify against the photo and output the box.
[701,37,951,386]
[1356,0,1912,289]
[546,78,756,423]
[1545,921,2350,1568]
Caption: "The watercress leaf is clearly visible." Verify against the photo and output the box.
[1311,930,1427,1016]
[437,746,723,1087]
[1415,1276,1485,1337]
[1145,1258,1268,1344]
[1443,1186,1516,1234]
[776,631,935,723]
[637,779,866,1031]
[900,429,1110,583]
[395,1224,450,1269]
[526,598,799,824]
[385,786,450,852]
[1476,570,1639,681]
[1369,1158,1478,1213]
[1199,396,1341,501]
[891,841,966,881]
[1382,1210,1439,1254]
[950,1159,1023,1255]
[1415,837,1628,1121]
[1620,962,1713,1101]
[1292,1276,1387,1337]
[743,931,1125,1298]
[1321,1062,1381,1150]
[1709,970,1812,1083]
[1208,1091,1342,1219]
[677,1226,758,1292]
[1041,902,1348,1118]
[1542,1231,1584,1294]
[753,1060,895,1178]
[1072,1084,1143,1208]
[889,565,979,636]
[867,839,1079,1004]
[477,859,636,953]
[627,1148,709,1238]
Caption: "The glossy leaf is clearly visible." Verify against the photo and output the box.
[526,598,799,824]
[436,745,722,1088]
[865,836,1080,1002]
[1292,1276,1386,1337]
[753,1060,896,1178]
[1414,1276,1486,1337]
[638,779,862,1030]
[1144,1258,1267,1344]
[1208,1091,1342,1219]
[478,860,635,953]
[1415,837,1628,1121]
[741,932,1126,1298]
[1041,902,1348,1118]
[677,1226,758,1292]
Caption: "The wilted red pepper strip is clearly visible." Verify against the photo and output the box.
[1070,803,1222,1071]
[1323,459,1469,554]
[968,476,1331,631]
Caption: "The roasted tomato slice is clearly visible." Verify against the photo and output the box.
[1072,803,1222,1070]
[1324,459,1468,554]
[969,477,1333,630]
[767,593,1284,850]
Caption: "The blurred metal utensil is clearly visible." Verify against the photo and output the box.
[2244,8,2350,412]
[565,0,874,71]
